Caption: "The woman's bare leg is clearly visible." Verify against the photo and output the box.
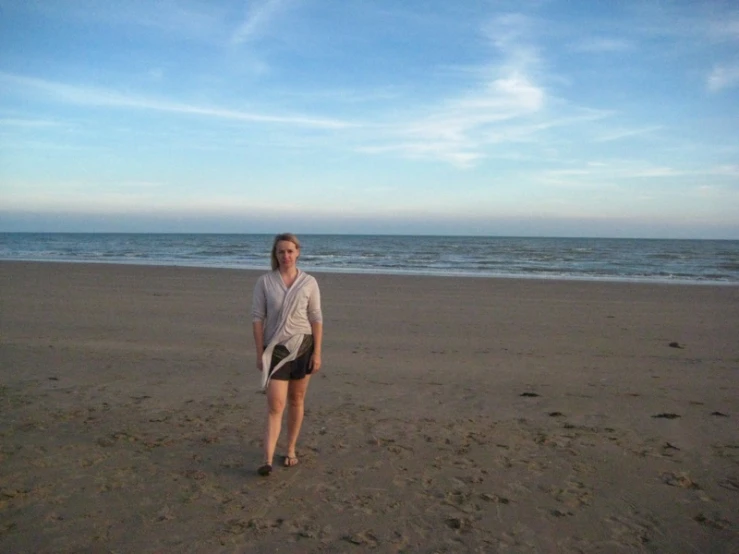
[285,376,311,462]
[263,379,289,465]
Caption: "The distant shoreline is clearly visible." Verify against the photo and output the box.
[3,234,738,284]
[2,259,737,286]
[2,231,739,240]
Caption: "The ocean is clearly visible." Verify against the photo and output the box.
[1,233,738,284]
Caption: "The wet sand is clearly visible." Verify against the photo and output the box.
[1,261,738,552]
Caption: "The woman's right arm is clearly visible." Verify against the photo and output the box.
[253,320,265,371]
[252,277,267,371]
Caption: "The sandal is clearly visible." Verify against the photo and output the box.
[257,463,272,476]
[283,455,299,468]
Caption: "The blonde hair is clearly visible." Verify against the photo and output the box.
[270,233,301,270]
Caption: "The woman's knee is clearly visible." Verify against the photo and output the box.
[288,392,305,409]
[288,387,307,408]
[268,397,286,416]
[267,382,288,415]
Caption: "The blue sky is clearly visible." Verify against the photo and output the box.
[1,0,738,238]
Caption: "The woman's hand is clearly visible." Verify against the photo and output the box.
[310,353,322,373]
[256,356,263,372]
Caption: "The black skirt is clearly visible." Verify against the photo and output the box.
[268,335,314,381]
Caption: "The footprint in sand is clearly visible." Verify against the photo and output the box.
[480,492,510,504]
[445,517,473,532]
[719,477,739,492]
[544,480,592,509]
[661,471,700,489]
[652,413,680,419]
[694,513,731,530]
[343,530,379,547]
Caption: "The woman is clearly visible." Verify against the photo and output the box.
[252,233,323,476]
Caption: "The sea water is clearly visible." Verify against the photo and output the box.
[1,233,738,284]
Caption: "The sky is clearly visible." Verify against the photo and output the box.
[1,0,738,238]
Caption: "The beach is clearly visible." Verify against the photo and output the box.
[1,261,737,552]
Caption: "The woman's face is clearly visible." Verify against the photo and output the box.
[275,240,299,270]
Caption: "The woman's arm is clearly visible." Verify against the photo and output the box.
[253,320,265,371]
[251,276,268,371]
[310,321,323,372]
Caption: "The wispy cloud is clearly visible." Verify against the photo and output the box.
[9,0,227,42]
[117,180,166,189]
[628,167,686,178]
[483,13,540,71]
[708,17,739,41]
[231,0,294,44]
[710,164,739,177]
[357,71,546,168]
[707,64,739,92]
[570,37,635,53]
[0,72,352,129]
[535,161,695,189]
[358,14,549,168]
[0,117,60,128]
[358,142,484,169]
[595,126,662,142]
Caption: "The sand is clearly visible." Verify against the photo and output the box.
[1,261,737,553]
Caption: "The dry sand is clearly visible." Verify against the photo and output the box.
[1,261,738,553]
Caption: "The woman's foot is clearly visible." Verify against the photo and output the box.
[283,454,299,468]
[257,462,273,476]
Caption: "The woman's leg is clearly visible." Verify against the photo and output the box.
[285,376,311,462]
[263,379,289,466]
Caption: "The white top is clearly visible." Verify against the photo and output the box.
[252,270,322,388]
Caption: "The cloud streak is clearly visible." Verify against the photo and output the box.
[231,0,294,44]
[368,72,546,168]
[357,13,550,167]
[0,72,352,129]
[535,161,705,189]
[570,37,635,53]
[708,17,739,41]
[0,117,60,128]
[595,126,662,142]
[707,64,739,92]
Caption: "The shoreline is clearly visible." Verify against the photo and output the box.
[1,261,737,552]
[2,258,737,286]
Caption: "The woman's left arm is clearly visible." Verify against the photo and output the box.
[310,321,323,372]
[307,279,323,372]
